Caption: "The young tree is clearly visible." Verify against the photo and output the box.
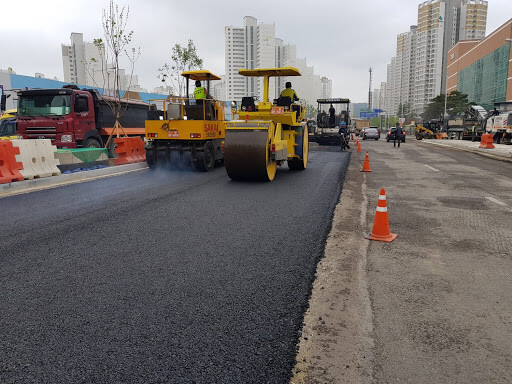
[158,40,203,97]
[88,0,140,147]
[305,104,316,119]
[422,91,470,121]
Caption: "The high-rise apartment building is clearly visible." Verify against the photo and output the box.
[320,77,332,99]
[459,0,488,40]
[225,16,330,105]
[383,0,487,117]
[61,32,145,92]
[62,33,88,85]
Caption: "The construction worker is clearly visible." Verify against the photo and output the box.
[338,122,350,151]
[329,104,335,127]
[280,82,299,103]
[194,80,211,104]
[394,123,403,148]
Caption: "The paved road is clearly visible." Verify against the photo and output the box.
[365,139,512,384]
[293,138,512,383]
[0,147,349,383]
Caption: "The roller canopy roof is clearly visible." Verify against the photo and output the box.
[180,70,221,81]
[317,98,351,104]
[238,67,301,77]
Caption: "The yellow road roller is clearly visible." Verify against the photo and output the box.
[224,67,308,181]
[145,70,231,171]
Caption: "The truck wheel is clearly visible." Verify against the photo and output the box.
[85,138,102,148]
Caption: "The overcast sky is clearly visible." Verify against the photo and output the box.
[1,0,511,102]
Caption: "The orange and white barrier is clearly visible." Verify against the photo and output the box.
[0,141,24,184]
[12,139,61,180]
[479,133,495,149]
[114,137,146,165]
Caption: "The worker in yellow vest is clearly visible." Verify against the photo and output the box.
[194,80,211,105]
[280,82,299,103]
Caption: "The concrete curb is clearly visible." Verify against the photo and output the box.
[420,139,512,163]
[0,162,148,199]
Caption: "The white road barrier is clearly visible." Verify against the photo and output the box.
[12,139,61,179]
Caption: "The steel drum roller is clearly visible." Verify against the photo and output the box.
[224,125,277,181]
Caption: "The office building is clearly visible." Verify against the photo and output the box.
[447,18,512,109]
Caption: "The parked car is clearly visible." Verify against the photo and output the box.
[386,127,406,142]
[362,127,380,140]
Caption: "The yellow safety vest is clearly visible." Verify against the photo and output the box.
[194,87,207,99]
[280,88,298,100]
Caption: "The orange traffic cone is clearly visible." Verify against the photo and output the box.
[357,139,361,153]
[351,133,354,140]
[365,188,397,242]
[361,151,372,172]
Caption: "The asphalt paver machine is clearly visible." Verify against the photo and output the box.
[223,67,309,181]
[314,98,351,145]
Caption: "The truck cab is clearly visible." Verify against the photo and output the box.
[16,87,95,149]
[486,102,512,144]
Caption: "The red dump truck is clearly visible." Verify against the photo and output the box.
[16,86,153,156]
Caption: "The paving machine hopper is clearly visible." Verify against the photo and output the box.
[145,70,229,171]
[223,67,308,181]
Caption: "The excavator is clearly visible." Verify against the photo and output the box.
[145,70,229,171]
[223,67,308,181]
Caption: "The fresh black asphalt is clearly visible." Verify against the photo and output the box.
[0,147,349,383]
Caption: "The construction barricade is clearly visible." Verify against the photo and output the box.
[114,137,146,165]
[12,139,61,179]
[479,133,495,149]
[0,141,24,184]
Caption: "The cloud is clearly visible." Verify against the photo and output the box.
[1,0,511,101]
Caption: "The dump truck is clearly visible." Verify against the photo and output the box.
[16,86,152,156]
[223,67,308,181]
[484,101,512,144]
[447,105,487,141]
[353,119,370,136]
[144,70,230,171]
[314,98,351,145]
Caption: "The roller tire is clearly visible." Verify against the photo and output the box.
[194,141,215,172]
[146,146,157,169]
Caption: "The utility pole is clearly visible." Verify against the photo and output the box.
[368,67,373,110]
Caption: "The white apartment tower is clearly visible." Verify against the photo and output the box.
[62,32,145,92]
[320,77,332,99]
[383,0,488,117]
[62,33,87,85]
[225,16,330,105]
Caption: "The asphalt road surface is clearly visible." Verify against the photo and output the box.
[0,147,349,383]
